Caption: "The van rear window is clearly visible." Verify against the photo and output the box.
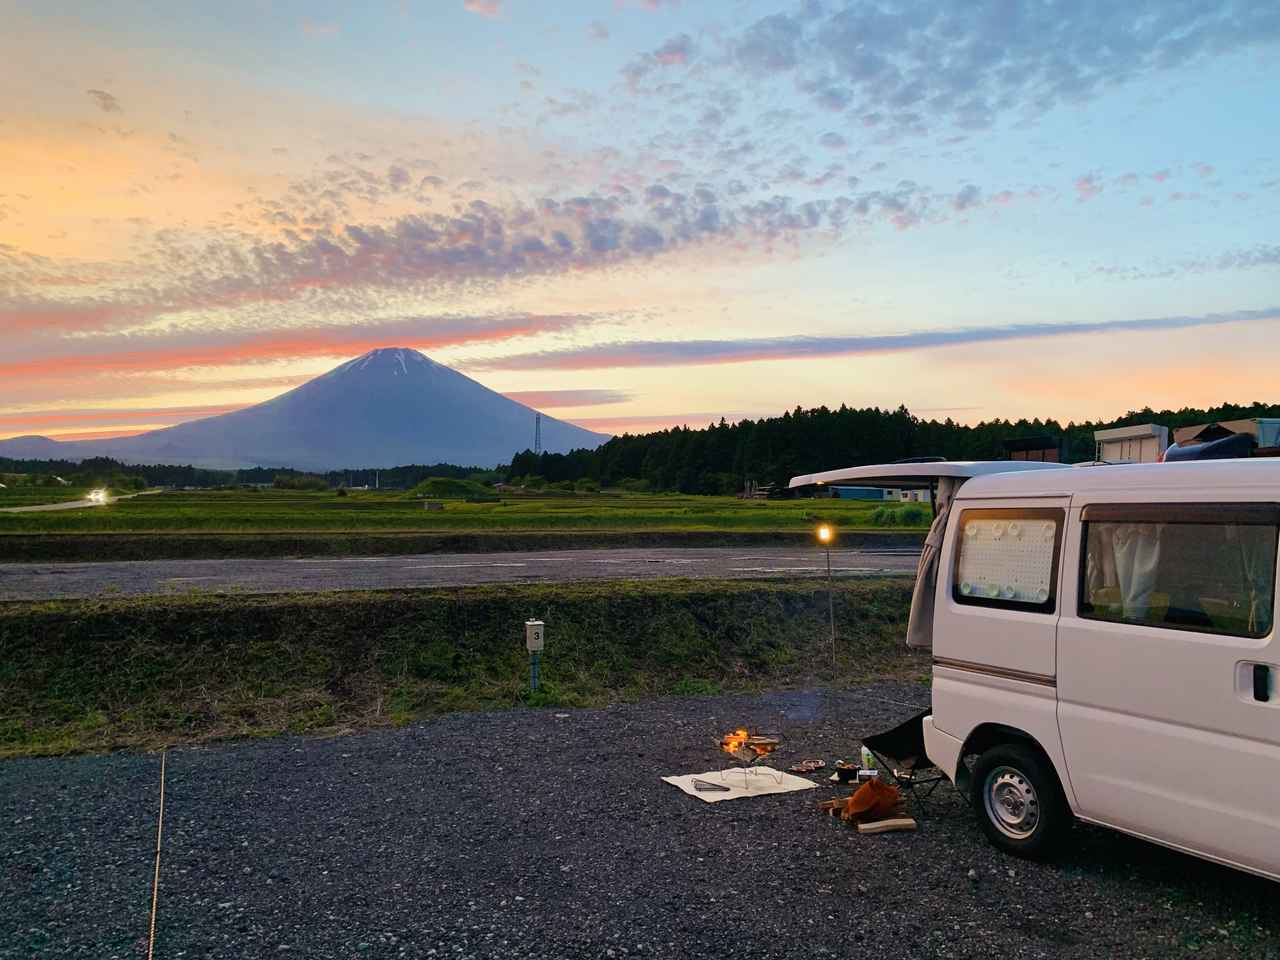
[952,508,1064,613]
[1079,503,1278,639]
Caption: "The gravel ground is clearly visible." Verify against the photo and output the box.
[3,683,1277,959]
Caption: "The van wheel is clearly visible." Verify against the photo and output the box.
[971,743,1071,859]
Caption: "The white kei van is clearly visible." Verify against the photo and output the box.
[790,459,1279,881]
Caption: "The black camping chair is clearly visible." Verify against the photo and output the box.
[860,709,949,812]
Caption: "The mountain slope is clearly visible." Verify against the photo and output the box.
[0,348,609,470]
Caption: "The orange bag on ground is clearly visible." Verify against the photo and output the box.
[839,779,902,823]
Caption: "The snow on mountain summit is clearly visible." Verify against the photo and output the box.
[332,346,437,377]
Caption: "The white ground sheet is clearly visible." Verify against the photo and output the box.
[662,767,818,803]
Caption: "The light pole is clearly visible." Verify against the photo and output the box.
[817,524,835,678]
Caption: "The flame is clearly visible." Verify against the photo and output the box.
[721,728,750,754]
[720,728,779,761]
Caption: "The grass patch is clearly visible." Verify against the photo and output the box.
[0,578,919,758]
[670,677,723,696]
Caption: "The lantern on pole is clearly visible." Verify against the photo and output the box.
[816,525,835,676]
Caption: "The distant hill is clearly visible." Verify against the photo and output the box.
[0,436,71,460]
[0,348,609,470]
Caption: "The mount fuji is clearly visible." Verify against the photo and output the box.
[0,348,610,470]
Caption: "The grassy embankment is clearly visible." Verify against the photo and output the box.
[0,577,919,758]
[0,489,928,560]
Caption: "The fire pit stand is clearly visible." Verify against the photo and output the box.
[718,729,784,787]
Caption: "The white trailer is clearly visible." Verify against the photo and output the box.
[1092,423,1169,463]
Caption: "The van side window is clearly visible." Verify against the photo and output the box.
[1079,503,1279,639]
[953,508,1064,613]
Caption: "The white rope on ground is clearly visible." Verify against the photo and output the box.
[843,690,930,710]
[147,749,167,960]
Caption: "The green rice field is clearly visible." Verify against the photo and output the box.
[0,486,96,508]
[0,488,930,535]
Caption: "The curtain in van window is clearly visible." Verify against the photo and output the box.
[906,476,960,649]
[1236,526,1275,635]
[1112,523,1162,620]
[1085,524,1117,599]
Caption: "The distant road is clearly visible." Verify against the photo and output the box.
[0,498,106,514]
[0,545,920,601]
[0,489,157,513]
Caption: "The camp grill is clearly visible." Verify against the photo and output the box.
[718,728,783,785]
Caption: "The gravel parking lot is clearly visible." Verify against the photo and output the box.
[3,683,1276,959]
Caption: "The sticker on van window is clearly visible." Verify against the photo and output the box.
[956,515,1058,607]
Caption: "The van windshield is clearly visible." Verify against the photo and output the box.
[1081,510,1278,639]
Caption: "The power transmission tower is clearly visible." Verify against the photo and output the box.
[534,413,542,455]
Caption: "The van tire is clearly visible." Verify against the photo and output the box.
[971,743,1071,859]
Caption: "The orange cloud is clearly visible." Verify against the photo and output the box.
[0,403,245,434]
[0,373,313,410]
[502,389,630,408]
[4,302,152,335]
[573,411,757,432]
[0,125,269,261]
[22,427,165,442]
[301,19,339,36]
[0,314,592,381]
[461,307,1280,372]
[463,0,502,18]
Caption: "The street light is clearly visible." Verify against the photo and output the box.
[816,524,835,677]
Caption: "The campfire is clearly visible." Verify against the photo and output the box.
[719,728,780,765]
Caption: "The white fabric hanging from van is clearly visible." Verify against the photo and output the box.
[906,476,960,649]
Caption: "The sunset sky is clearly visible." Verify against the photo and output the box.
[2,0,1278,443]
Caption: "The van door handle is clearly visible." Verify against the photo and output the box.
[1254,664,1272,703]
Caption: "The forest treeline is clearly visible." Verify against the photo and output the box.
[0,457,490,491]
[5,400,1277,495]
[507,401,1280,495]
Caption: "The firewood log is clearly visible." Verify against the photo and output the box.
[856,817,917,834]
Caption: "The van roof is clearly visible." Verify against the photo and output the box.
[959,457,1280,500]
[788,457,1280,497]
[788,460,1069,490]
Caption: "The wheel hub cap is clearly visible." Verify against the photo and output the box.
[984,766,1040,840]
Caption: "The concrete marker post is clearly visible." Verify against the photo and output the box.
[525,619,545,693]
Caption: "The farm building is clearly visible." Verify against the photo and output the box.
[830,485,896,501]
[1002,435,1065,462]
